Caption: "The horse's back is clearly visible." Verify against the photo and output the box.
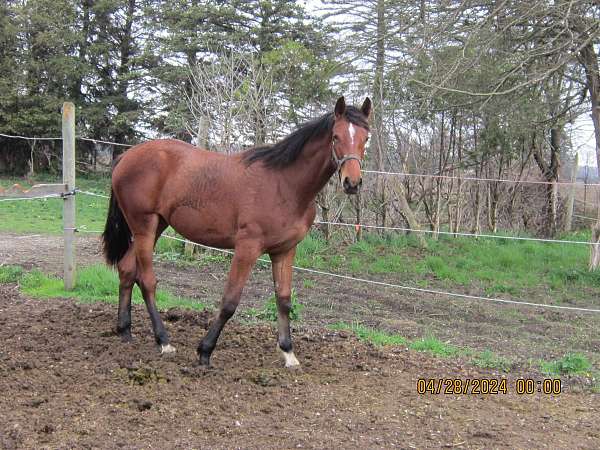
[112,138,233,194]
[111,139,246,246]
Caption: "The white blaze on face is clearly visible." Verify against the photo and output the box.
[348,123,356,146]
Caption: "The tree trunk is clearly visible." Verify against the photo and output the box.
[533,128,561,237]
[589,221,600,272]
[564,153,578,232]
[395,184,427,247]
[112,0,137,159]
[372,0,387,227]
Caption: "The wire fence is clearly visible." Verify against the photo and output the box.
[0,132,132,147]
[4,189,597,247]
[3,132,600,314]
[314,220,595,245]
[1,131,599,188]
[0,193,66,202]
[363,169,600,187]
[76,228,600,314]
[0,132,63,141]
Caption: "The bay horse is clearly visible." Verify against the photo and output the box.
[102,96,371,367]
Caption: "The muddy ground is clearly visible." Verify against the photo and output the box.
[1,232,599,369]
[0,284,599,449]
[2,232,600,448]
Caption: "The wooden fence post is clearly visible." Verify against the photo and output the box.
[62,102,76,290]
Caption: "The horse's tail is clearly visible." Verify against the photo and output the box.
[102,188,131,266]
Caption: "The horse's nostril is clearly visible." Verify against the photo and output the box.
[358,178,363,186]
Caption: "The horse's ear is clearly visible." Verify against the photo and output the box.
[361,97,372,119]
[334,96,346,118]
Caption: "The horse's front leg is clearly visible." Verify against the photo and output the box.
[270,247,300,368]
[197,241,261,366]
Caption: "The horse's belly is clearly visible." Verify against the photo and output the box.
[167,205,236,249]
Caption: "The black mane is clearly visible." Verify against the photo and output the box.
[243,105,369,169]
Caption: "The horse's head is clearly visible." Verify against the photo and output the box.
[331,96,372,194]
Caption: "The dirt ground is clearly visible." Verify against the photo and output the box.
[1,233,600,448]
[0,283,598,450]
[1,232,600,370]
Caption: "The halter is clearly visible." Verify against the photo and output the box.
[331,139,362,176]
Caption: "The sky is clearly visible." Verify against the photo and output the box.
[569,115,597,167]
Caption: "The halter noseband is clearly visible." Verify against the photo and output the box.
[331,140,362,176]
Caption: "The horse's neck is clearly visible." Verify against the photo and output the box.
[287,133,337,203]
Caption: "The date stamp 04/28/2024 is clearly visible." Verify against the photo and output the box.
[416,378,562,395]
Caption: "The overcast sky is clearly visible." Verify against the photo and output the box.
[570,115,597,167]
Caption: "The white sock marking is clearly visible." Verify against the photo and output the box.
[348,123,356,145]
[160,343,176,354]
[281,349,300,367]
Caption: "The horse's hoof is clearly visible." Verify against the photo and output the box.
[281,350,301,368]
[160,344,177,355]
[119,331,133,343]
[198,354,211,367]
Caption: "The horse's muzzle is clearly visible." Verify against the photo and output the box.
[343,176,362,195]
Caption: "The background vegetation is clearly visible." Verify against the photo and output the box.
[1,1,599,241]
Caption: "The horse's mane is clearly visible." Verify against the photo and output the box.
[242,106,369,169]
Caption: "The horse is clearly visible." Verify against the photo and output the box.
[102,96,371,368]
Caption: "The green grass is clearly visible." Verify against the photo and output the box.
[540,353,593,376]
[472,349,513,371]
[0,265,24,283]
[409,336,461,357]
[302,279,315,289]
[0,174,111,234]
[329,321,408,346]
[2,263,206,311]
[330,321,516,371]
[250,289,303,322]
[293,229,598,303]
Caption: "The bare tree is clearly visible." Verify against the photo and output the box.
[185,49,276,151]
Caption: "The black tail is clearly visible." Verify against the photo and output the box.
[102,189,132,266]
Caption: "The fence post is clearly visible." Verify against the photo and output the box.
[62,102,76,290]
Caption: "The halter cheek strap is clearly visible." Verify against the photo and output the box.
[331,141,362,175]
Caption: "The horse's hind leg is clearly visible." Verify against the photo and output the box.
[131,215,174,354]
[116,246,136,342]
[197,240,261,366]
[115,219,167,344]
[270,247,300,367]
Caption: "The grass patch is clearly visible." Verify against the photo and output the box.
[409,336,461,358]
[16,264,206,311]
[251,289,303,322]
[540,353,592,375]
[472,349,513,371]
[329,322,408,346]
[330,321,517,372]
[302,279,315,289]
[1,175,111,234]
[0,265,24,283]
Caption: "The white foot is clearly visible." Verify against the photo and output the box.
[160,344,177,354]
[281,350,300,368]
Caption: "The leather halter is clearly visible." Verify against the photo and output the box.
[331,139,362,176]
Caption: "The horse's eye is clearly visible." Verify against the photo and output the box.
[333,135,339,142]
